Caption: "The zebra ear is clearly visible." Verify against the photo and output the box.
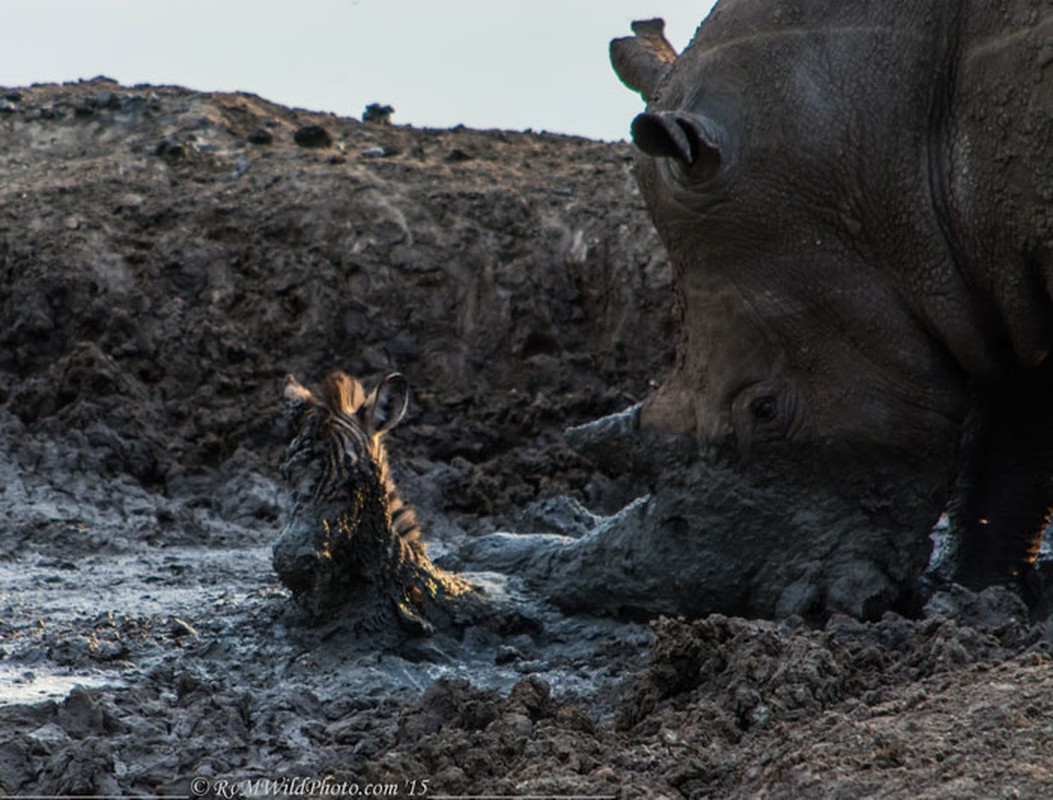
[367,373,409,434]
[283,374,314,408]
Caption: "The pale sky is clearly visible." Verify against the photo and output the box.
[2,1,718,141]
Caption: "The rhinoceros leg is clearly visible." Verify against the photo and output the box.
[950,360,1053,594]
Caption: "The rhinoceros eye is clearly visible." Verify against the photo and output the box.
[749,396,777,423]
[733,381,809,459]
[733,386,797,457]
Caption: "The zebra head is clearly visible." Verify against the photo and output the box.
[275,369,478,631]
[280,371,409,505]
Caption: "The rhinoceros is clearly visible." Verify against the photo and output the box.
[463,1,1053,620]
[611,1,1053,595]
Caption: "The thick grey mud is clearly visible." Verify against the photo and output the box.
[461,405,947,621]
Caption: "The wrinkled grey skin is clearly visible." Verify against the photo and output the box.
[463,1,1053,620]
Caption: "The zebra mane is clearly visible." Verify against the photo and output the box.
[321,371,368,417]
[276,368,461,630]
[285,371,369,420]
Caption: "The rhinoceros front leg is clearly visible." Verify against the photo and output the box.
[950,361,1053,600]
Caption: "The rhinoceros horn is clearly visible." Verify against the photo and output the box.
[610,18,678,102]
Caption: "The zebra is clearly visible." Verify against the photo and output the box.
[282,371,422,558]
[274,370,475,635]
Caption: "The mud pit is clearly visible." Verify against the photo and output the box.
[2,81,1053,798]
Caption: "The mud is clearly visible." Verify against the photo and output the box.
[2,80,1053,798]
[461,407,948,621]
[368,605,1053,798]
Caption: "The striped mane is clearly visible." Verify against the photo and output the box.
[321,371,367,417]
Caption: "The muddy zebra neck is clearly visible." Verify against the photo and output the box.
[370,436,423,557]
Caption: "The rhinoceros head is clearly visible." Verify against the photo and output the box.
[612,10,969,473]
[444,1,1053,623]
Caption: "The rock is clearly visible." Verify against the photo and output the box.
[247,127,273,145]
[170,617,198,638]
[293,124,332,148]
[155,136,185,159]
[95,90,119,109]
[56,687,108,738]
[27,722,71,749]
[508,676,552,719]
[361,145,399,158]
[38,738,120,796]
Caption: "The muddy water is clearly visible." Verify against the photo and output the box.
[0,540,649,699]
[0,668,117,706]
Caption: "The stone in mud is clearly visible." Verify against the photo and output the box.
[362,103,394,124]
[247,126,273,145]
[293,124,332,148]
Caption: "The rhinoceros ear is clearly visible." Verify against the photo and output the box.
[631,111,723,179]
[610,18,678,102]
